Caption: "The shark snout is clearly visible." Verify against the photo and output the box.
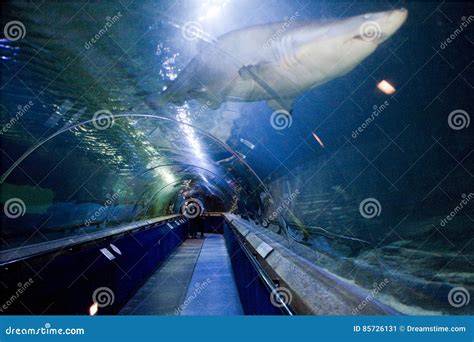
[356,8,407,44]
[377,8,408,42]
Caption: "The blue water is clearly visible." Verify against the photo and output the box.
[1,1,473,315]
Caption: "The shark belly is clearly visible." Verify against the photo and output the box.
[160,8,408,113]
[221,59,328,102]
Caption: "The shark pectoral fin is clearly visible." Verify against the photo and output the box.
[266,98,295,115]
[239,63,295,114]
[238,65,256,80]
[238,63,271,81]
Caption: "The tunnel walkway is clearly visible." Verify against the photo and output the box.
[120,234,243,315]
[119,237,203,315]
[180,234,244,315]
[0,215,399,315]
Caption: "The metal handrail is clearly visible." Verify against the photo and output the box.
[267,218,371,245]
[0,215,184,266]
[228,222,294,316]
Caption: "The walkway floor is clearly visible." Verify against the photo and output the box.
[119,238,203,315]
[180,234,243,315]
[120,234,243,315]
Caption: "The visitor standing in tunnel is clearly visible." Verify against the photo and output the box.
[187,213,205,238]
[198,212,205,238]
[187,217,197,238]
[188,212,204,238]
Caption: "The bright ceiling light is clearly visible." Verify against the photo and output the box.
[377,80,396,95]
[205,5,221,19]
[198,0,230,21]
[89,303,98,316]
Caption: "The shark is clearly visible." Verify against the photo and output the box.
[159,8,408,114]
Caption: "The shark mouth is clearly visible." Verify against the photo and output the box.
[352,32,386,43]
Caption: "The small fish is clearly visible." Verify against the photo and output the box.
[239,138,256,149]
[311,131,325,148]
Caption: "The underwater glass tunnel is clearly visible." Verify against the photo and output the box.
[0,0,473,316]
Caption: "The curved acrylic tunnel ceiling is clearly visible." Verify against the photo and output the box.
[0,1,277,251]
[1,115,267,249]
[2,0,473,316]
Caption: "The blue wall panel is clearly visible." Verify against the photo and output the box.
[223,221,284,315]
[0,219,187,315]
